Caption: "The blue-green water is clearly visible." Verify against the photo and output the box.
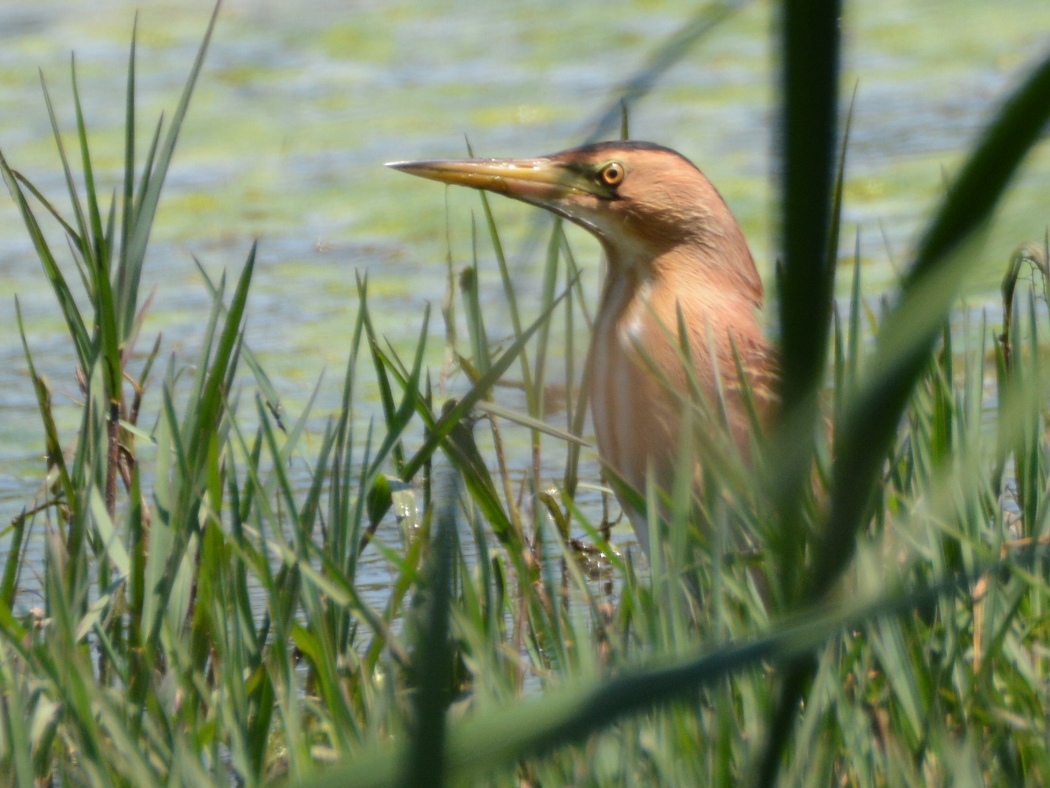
[2,0,1050,589]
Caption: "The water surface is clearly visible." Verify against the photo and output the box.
[2,0,1049,588]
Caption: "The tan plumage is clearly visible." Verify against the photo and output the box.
[389,141,776,554]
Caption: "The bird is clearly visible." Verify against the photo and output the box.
[388,141,776,555]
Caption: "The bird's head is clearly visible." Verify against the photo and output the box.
[388,141,761,301]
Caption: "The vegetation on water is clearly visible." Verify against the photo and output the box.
[3,1,1050,785]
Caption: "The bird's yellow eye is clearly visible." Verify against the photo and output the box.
[598,161,625,187]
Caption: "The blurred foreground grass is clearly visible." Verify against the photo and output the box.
[3,2,1050,785]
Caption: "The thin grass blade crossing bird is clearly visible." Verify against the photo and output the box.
[389,141,777,555]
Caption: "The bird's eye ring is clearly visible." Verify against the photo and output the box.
[599,161,625,187]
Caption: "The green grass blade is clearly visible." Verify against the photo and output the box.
[121,0,220,339]
[1,156,91,365]
[825,85,856,309]
[774,0,841,421]
[366,305,429,481]
[824,42,1050,602]
[189,242,255,477]
[462,226,491,375]
[306,577,975,788]
[9,169,81,242]
[70,55,105,270]
[473,401,589,447]
[119,14,137,276]
[472,165,534,398]
[531,218,563,420]
[0,656,35,788]
[14,298,75,511]
[403,483,458,787]
[195,256,284,425]
[401,277,575,480]
[38,71,91,269]
[761,4,843,778]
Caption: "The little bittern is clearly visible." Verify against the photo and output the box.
[389,141,776,555]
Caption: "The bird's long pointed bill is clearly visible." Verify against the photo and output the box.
[386,157,590,203]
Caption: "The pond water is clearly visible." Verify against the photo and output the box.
[2,0,1050,605]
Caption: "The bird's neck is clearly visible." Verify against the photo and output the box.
[599,240,764,319]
